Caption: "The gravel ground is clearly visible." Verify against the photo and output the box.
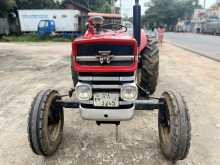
[0,42,220,165]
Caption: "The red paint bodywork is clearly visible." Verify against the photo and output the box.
[72,28,148,73]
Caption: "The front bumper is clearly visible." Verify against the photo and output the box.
[80,104,135,121]
[57,72,164,121]
[74,74,137,121]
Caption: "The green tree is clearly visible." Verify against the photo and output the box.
[142,0,201,29]
[89,0,112,13]
[15,0,60,9]
[61,0,88,8]
[0,0,16,17]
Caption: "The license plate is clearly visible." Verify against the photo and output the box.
[94,93,119,107]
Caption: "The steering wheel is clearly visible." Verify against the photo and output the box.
[102,23,128,32]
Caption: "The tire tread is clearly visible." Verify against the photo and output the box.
[27,89,64,156]
[159,90,191,161]
[140,42,159,95]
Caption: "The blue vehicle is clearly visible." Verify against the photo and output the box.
[37,20,55,37]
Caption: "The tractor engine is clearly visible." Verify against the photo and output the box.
[72,36,138,121]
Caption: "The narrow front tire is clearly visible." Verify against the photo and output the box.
[27,90,64,156]
[158,90,191,161]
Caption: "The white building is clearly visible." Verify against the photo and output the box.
[191,9,207,32]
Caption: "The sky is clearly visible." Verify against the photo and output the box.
[117,0,217,17]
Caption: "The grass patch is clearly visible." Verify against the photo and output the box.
[0,34,75,42]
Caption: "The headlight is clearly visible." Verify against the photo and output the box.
[121,83,138,101]
[75,83,92,101]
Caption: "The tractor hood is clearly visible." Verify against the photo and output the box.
[74,31,137,46]
[73,29,147,54]
[72,31,139,73]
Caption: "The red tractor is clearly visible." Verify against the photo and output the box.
[27,0,191,162]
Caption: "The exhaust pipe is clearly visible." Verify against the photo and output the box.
[133,0,141,46]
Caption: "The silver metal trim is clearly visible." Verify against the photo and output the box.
[135,100,160,104]
[92,84,121,89]
[80,100,134,105]
[80,100,156,106]
[79,76,93,81]
[75,83,133,90]
[120,76,135,81]
[79,105,135,121]
[78,76,135,82]
[93,76,119,81]
[76,56,134,62]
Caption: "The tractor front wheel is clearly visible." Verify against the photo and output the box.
[158,90,191,162]
[27,90,64,156]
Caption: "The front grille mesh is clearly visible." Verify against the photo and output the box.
[78,61,133,66]
[79,73,135,110]
[77,44,133,56]
[79,72,134,77]
[76,44,134,66]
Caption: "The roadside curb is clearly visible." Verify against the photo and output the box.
[166,41,220,62]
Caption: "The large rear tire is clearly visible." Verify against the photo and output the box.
[158,90,191,162]
[139,41,159,95]
[27,90,64,156]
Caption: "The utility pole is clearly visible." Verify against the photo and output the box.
[204,0,206,9]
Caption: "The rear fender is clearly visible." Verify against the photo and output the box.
[138,29,149,54]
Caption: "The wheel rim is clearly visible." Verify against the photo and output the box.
[159,99,171,145]
[47,97,62,142]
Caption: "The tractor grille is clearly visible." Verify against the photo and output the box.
[77,44,133,56]
[77,61,133,66]
[79,72,135,110]
[76,44,134,66]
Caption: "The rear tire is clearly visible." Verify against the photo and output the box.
[27,90,64,156]
[139,41,159,95]
[158,90,191,162]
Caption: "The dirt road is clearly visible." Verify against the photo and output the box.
[0,42,220,165]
